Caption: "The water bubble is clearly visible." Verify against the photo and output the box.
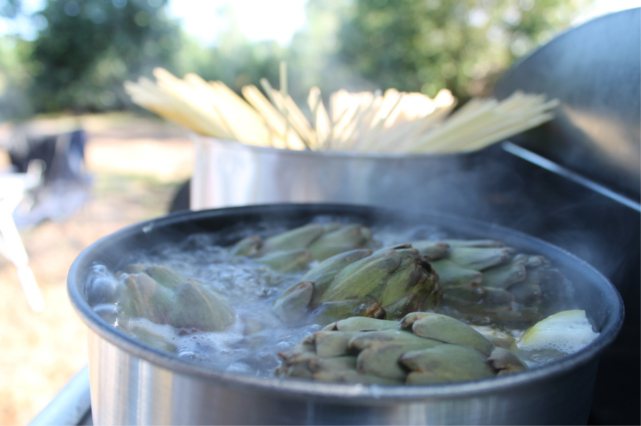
[178,351,197,360]
[226,362,252,374]
[87,265,120,305]
[92,303,118,324]
[275,340,293,351]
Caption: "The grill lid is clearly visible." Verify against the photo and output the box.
[494,8,640,204]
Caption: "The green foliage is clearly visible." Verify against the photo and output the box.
[328,0,588,100]
[171,27,287,103]
[1,0,590,116]
[188,36,285,93]
[1,0,20,18]
[0,36,33,120]
[29,0,180,113]
[285,0,355,101]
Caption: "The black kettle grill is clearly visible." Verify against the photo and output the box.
[492,8,640,424]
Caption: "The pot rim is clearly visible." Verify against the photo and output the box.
[192,135,491,161]
[68,203,624,402]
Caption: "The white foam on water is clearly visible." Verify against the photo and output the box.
[516,309,599,365]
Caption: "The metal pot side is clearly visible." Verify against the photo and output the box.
[88,331,600,425]
[189,137,497,212]
[68,204,624,425]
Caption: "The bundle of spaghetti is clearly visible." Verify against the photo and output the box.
[402,92,558,154]
[125,68,557,154]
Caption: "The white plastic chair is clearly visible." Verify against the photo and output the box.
[0,171,45,311]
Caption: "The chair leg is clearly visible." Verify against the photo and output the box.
[0,207,45,312]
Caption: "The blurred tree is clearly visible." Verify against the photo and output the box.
[0,36,33,120]
[173,5,285,96]
[314,0,590,100]
[0,0,21,18]
[0,0,33,121]
[287,0,356,101]
[200,27,284,91]
[29,0,180,112]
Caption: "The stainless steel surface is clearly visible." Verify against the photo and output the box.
[191,134,428,209]
[190,135,509,214]
[494,8,641,201]
[68,205,623,425]
[87,331,600,425]
[29,367,91,426]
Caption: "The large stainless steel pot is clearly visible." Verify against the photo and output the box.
[68,204,623,425]
[190,136,510,214]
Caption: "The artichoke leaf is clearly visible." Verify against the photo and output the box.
[430,259,482,287]
[256,249,312,272]
[272,281,315,324]
[323,316,400,332]
[401,344,495,383]
[262,223,328,253]
[411,240,450,260]
[448,246,512,271]
[401,312,494,356]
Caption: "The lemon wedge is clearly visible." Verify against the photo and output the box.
[518,309,599,354]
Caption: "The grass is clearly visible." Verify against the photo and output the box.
[0,113,192,425]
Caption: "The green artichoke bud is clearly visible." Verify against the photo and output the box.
[119,265,235,332]
[271,249,374,324]
[231,223,373,272]
[429,240,562,327]
[122,273,174,324]
[169,281,236,331]
[273,246,440,325]
[277,312,525,385]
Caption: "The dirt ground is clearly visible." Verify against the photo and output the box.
[0,114,193,425]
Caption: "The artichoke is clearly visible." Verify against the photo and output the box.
[231,223,373,272]
[416,239,564,326]
[277,312,526,385]
[119,264,235,332]
[271,234,563,327]
[273,245,440,324]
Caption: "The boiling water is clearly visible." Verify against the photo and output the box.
[85,220,592,378]
[88,233,323,376]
